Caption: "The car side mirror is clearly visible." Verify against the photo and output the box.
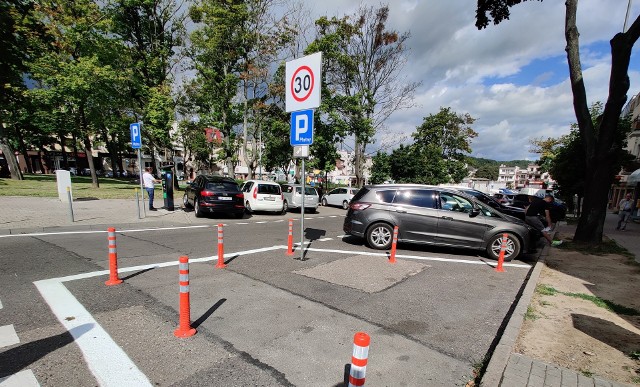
[469,208,481,218]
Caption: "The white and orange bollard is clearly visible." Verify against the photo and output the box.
[349,332,370,387]
[105,227,123,286]
[215,224,227,269]
[389,225,399,264]
[174,255,196,338]
[286,219,294,256]
[495,233,507,273]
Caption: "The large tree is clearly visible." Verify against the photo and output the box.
[477,0,640,244]
[308,5,419,187]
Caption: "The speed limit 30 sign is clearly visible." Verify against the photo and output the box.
[285,52,322,112]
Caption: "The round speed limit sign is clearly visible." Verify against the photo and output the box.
[291,66,314,102]
[286,52,322,112]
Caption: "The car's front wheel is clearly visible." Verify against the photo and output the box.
[245,201,252,213]
[486,233,521,261]
[366,222,394,250]
[342,200,349,210]
[321,198,327,206]
[283,200,289,212]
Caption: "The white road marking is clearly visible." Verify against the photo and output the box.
[287,246,531,268]
[316,238,333,242]
[237,222,249,225]
[0,325,20,348]
[335,235,347,238]
[329,216,338,218]
[0,370,40,386]
[34,246,282,386]
[0,225,210,239]
[255,221,268,224]
[272,220,284,222]
[0,298,2,309]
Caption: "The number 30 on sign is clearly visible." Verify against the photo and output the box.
[285,52,322,113]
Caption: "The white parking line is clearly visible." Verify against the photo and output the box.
[316,238,333,242]
[290,247,531,268]
[255,221,268,224]
[237,222,249,225]
[0,225,210,239]
[0,298,3,309]
[34,246,282,386]
[0,324,20,348]
[0,370,40,386]
[272,220,284,222]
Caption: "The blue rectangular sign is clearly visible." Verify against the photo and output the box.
[130,123,142,149]
[290,109,314,146]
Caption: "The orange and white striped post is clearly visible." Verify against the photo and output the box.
[286,219,294,256]
[105,227,123,286]
[174,255,196,338]
[215,224,227,269]
[495,233,507,273]
[389,225,399,264]
[349,332,370,387]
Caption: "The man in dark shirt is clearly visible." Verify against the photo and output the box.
[525,194,562,246]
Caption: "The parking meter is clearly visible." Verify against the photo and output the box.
[160,164,174,211]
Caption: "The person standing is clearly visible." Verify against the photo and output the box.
[143,167,160,211]
[525,194,562,246]
[616,193,634,230]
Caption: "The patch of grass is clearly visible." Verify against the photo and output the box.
[630,350,640,360]
[536,284,558,296]
[524,306,539,320]
[560,238,635,260]
[0,174,186,200]
[580,369,594,378]
[536,283,640,316]
[563,292,640,316]
[539,300,552,307]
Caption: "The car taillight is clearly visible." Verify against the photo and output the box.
[235,193,244,199]
[350,203,370,211]
[201,190,215,197]
[281,193,284,201]
[253,187,257,199]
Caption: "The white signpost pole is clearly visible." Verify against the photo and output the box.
[286,52,322,261]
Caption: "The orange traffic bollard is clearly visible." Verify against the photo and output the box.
[215,224,227,268]
[389,225,399,264]
[286,219,294,256]
[495,233,507,272]
[349,332,370,387]
[174,255,196,338]
[105,227,123,286]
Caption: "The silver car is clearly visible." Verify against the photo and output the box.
[282,184,319,213]
[321,187,359,209]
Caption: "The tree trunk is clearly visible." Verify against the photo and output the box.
[566,0,640,243]
[0,140,22,180]
[59,133,69,170]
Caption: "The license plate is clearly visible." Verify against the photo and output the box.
[217,197,232,201]
[264,196,275,201]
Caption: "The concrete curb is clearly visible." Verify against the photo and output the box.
[480,237,551,386]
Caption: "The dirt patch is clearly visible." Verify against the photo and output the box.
[514,229,640,385]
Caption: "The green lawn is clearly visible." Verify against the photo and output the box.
[0,174,186,200]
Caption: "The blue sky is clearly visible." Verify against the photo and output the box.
[308,0,640,161]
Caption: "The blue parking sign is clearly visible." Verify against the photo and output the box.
[130,123,142,149]
[290,109,314,146]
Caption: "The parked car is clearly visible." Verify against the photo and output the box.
[183,175,245,218]
[343,184,536,261]
[445,187,525,220]
[321,187,359,209]
[281,184,319,213]
[240,180,284,214]
[492,192,515,205]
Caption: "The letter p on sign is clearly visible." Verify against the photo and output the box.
[290,110,314,146]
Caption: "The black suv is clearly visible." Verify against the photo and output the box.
[343,184,535,261]
[183,175,245,218]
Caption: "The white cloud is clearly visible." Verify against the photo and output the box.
[301,0,640,160]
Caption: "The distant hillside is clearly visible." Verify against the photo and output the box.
[466,157,534,170]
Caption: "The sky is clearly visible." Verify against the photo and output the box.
[305,0,640,162]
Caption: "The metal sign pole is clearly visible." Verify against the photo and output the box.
[138,148,145,216]
[300,158,305,261]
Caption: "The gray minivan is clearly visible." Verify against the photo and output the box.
[282,184,319,213]
[343,184,535,261]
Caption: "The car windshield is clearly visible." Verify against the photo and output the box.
[206,181,239,191]
[258,184,281,194]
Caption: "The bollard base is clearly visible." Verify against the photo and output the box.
[215,262,227,269]
[174,327,196,338]
[105,278,123,286]
[495,266,505,273]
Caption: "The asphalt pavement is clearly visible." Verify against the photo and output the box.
[0,195,638,386]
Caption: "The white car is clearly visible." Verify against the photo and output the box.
[282,184,319,213]
[321,187,359,209]
[240,180,284,213]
